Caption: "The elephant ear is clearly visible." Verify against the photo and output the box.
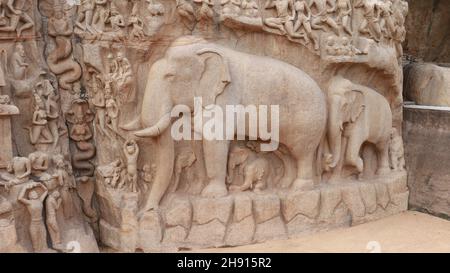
[195,48,231,106]
[344,90,365,123]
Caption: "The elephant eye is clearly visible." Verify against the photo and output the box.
[164,72,175,80]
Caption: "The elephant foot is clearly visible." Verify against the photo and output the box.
[291,178,314,191]
[201,181,228,198]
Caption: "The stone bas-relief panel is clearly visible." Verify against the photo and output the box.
[0,0,408,252]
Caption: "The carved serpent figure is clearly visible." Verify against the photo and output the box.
[66,100,96,177]
[72,140,96,177]
[47,36,82,91]
[47,11,82,91]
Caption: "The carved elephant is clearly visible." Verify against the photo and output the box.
[325,76,392,176]
[227,144,269,193]
[123,36,327,211]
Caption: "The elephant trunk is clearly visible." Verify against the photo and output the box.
[327,105,343,170]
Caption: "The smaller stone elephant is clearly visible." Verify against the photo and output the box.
[227,143,269,193]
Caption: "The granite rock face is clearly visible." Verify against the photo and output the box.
[404,0,450,63]
[0,0,410,252]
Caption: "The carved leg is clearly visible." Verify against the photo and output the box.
[292,150,315,191]
[376,141,390,175]
[201,140,229,198]
[345,136,364,174]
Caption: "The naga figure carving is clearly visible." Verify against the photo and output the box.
[65,99,96,177]
[46,8,82,91]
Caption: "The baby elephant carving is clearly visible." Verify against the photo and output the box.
[227,144,269,193]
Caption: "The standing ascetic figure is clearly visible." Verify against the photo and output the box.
[122,36,327,211]
[325,76,392,177]
[18,183,49,252]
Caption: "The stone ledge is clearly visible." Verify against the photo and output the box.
[97,172,408,252]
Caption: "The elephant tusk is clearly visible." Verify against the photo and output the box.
[134,112,171,138]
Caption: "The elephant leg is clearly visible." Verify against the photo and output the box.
[345,136,364,174]
[376,141,390,175]
[201,140,229,198]
[291,148,315,191]
[230,170,253,192]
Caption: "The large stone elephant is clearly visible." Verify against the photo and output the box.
[325,76,392,176]
[123,36,327,211]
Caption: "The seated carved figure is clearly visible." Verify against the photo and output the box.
[0,157,31,188]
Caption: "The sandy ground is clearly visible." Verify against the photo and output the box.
[189,211,450,253]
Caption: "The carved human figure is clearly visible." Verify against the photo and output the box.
[76,0,95,33]
[197,0,214,22]
[264,0,302,38]
[0,0,34,37]
[105,87,119,134]
[142,164,155,184]
[378,0,394,38]
[10,43,28,80]
[389,128,405,171]
[241,0,259,17]
[222,0,242,16]
[45,190,62,250]
[355,0,382,42]
[123,139,139,193]
[91,73,107,136]
[293,0,319,49]
[18,182,48,252]
[28,151,49,177]
[53,154,75,219]
[1,156,31,187]
[335,0,352,35]
[30,93,53,145]
[309,0,339,35]
[108,5,126,41]
[92,0,109,33]
[176,0,196,22]
[128,5,145,41]
[36,80,60,148]
[115,52,134,103]
[391,0,408,57]
[46,90,61,148]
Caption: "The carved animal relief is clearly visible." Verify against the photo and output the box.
[0,0,409,252]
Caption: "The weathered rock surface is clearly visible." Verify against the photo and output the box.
[404,63,450,106]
